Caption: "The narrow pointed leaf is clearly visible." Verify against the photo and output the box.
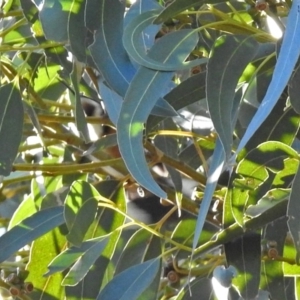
[225,233,261,299]
[0,206,64,263]
[123,11,207,71]
[70,61,90,142]
[124,0,162,53]
[68,0,89,62]
[117,30,199,198]
[89,0,136,96]
[62,238,108,286]
[154,0,226,23]
[66,198,98,247]
[236,0,300,154]
[46,237,107,276]
[96,258,160,300]
[64,180,96,229]
[207,35,259,160]
[192,138,224,250]
[0,83,23,176]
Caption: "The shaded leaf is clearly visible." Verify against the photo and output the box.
[225,232,261,299]
[207,35,259,159]
[66,198,98,247]
[0,83,24,176]
[0,206,64,263]
[64,180,100,246]
[289,65,300,114]
[89,0,136,97]
[40,0,69,42]
[115,228,161,275]
[62,238,108,286]
[96,258,160,300]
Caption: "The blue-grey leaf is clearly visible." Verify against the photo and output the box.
[117,30,199,198]
[123,10,207,71]
[0,206,64,263]
[96,258,160,300]
[62,238,108,286]
[89,0,136,96]
[124,0,162,53]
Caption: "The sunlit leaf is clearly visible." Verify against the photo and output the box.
[26,228,67,300]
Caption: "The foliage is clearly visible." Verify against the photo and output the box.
[0,0,300,299]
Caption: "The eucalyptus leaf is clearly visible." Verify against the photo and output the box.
[236,0,300,155]
[117,29,200,198]
[123,11,207,71]
[96,258,160,300]
[0,83,24,176]
[0,206,64,263]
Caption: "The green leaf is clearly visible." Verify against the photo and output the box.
[207,34,259,160]
[96,258,160,300]
[117,29,200,198]
[26,228,67,300]
[246,188,290,218]
[0,206,64,263]
[123,11,207,71]
[0,83,24,176]
[8,194,37,230]
[64,180,100,246]
[287,163,300,263]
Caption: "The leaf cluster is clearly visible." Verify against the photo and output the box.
[0,0,300,299]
